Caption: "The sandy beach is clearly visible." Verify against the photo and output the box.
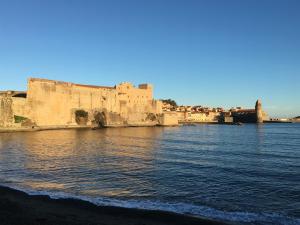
[0,186,230,225]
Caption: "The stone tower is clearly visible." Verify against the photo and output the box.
[255,99,263,123]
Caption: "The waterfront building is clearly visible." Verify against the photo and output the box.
[0,78,179,128]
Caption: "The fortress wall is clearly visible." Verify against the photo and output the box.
[116,82,153,107]
[0,78,163,128]
[0,97,14,127]
[24,78,162,127]
[176,112,187,121]
[114,82,160,125]
[26,78,120,126]
[12,97,29,118]
[26,78,73,126]
[125,99,163,125]
[158,112,178,126]
[71,84,118,111]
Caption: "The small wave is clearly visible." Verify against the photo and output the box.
[2,183,299,225]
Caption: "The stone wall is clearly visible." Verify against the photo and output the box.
[21,78,163,127]
[26,78,117,126]
[12,97,29,118]
[158,112,178,126]
[0,78,174,128]
[0,97,14,127]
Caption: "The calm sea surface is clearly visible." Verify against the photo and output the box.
[0,124,299,225]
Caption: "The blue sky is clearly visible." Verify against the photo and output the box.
[0,0,299,117]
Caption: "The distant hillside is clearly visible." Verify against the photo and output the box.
[294,116,300,119]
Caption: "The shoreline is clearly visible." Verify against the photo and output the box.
[0,185,231,225]
[0,124,159,133]
[0,121,297,133]
[0,126,91,133]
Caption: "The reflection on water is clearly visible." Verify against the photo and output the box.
[0,124,300,224]
[0,127,165,196]
[23,180,66,190]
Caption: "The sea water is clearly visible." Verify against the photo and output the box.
[0,124,299,225]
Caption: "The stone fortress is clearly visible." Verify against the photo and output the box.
[0,78,177,129]
[1,77,269,130]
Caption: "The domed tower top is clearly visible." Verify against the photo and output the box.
[255,99,262,110]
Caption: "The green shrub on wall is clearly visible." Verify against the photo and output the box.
[14,115,27,123]
[146,113,157,121]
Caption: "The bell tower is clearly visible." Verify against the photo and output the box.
[255,99,263,123]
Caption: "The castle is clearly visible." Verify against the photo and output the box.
[0,78,269,130]
[0,78,178,129]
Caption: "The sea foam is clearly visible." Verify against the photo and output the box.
[2,183,299,225]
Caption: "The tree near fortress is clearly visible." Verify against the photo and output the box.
[161,99,178,107]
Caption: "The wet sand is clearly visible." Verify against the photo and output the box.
[0,186,231,225]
